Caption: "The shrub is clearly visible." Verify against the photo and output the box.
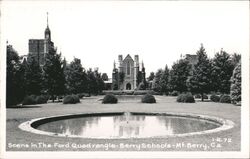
[63,95,80,104]
[195,94,201,98]
[102,94,118,104]
[219,95,231,103]
[22,95,37,105]
[141,94,156,103]
[138,82,146,90]
[134,90,149,95]
[230,63,241,104]
[78,93,85,99]
[202,94,208,99]
[210,94,220,102]
[177,93,195,103]
[36,95,48,104]
[170,91,178,96]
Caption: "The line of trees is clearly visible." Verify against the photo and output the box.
[149,44,241,102]
[6,45,105,106]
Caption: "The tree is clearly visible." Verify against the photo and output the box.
[169,59,191,93]
[24,55,44,95]
[94,69,105,94]
[119,72,125,84]
[230,63,241,104]
[159,65,170,94]
[152,69,163,93]
[211,50,234,94]
[65,58,88,94]
[101,73,109,81]
[43,48,65,102]
[231,53,241,68]
[188,44,212,101]
[147,72,155,81]
[6,45,25,106]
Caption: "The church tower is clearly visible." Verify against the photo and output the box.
[28,12,55,66]
[44,12,51,55]
[44,12,51,41]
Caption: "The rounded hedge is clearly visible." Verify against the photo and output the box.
[102,94,118,104]
[22,95,37,105]
[36,95,48,104]
[141,94,156,103]
[177,93,195,103]
[219,95,231,103]
[63,95,80,104]
[210,94,220,102]
[194,94,201,98]
[170,91,178,96]
[202,94,208,99]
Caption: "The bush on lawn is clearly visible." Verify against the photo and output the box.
[202,94,208,99]
[141,94,156,103]
[63,95,80,104]
[102,94,118,104]
[210,94,220,102]
[36,95,48,104]
[219,95,231,103]
[170,91,178,96]
[177,93,195,103]
[77,93,85,99]
[195,94,201,98]
[22,95,37,105]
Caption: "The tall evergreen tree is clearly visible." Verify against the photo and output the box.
[159,65,170,94]
[43,48,65,102]
[211,50,234,94]
[230,63,241,104]
[101,73,109,81]
[94,69,105,94]
[148,72,155,81]
[231,53,241,68]
[25,55,44,95]
[188,44,212,101]
[152,69,163,93]
[6,45,25,106]
[169,59,191,93]
[65,58,87,94]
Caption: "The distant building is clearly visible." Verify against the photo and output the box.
[112,54,146,90]
[184,54,198,66]
[28,13,54,66]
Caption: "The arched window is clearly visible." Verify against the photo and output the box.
[127,62,130,75]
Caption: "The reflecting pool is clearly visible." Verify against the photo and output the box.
[36,114,221,138]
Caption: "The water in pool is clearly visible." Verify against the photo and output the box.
[36,114,221,138]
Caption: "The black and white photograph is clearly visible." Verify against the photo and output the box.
[0,0,249,158]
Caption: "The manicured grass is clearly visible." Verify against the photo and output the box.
[6,96,240,151]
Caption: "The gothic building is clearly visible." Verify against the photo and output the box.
[112,54,146,90]
[28,13,54,66]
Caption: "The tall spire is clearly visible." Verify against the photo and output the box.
[47,12,49,27]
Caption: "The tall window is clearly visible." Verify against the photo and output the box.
[127,62,130,75]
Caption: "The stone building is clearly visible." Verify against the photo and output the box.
[112,54,146,90]
[28,13,54,66]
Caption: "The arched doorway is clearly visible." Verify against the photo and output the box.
[126,83,131,90]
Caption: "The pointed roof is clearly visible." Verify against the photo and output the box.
[123,54,134,62]
[45,12,51,34]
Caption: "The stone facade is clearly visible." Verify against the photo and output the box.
[112,54,145,90]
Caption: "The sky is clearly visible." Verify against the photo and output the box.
[1,1,249,78]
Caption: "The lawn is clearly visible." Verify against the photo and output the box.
[6,96,240,151]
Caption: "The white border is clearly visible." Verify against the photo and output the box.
[1,1,249,159]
